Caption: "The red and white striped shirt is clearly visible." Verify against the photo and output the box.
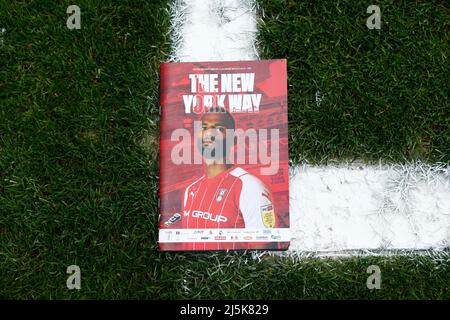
[181,166,276,229]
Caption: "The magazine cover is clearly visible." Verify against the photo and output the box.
[158,59,289,251]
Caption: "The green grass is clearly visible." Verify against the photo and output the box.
[0,0,449,299]
[258,0,449,164]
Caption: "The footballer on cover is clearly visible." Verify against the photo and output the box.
[158,59,289,251]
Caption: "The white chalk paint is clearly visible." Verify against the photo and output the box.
[289,163,450,252]
[169,0,258,62]
[169,0,450,255]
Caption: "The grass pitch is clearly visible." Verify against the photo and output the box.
[0,0,448,299]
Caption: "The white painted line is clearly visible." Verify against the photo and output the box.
[169,0,258,62]
[289,163,450,252]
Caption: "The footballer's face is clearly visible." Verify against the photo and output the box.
[198,113,232,162]
[201,113,227,146]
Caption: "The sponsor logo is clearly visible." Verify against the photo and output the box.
[214,236,226,240]
[270,235,281,240]
[243,236,253,240]
[263,229,271,235]
[216,188,228,203]
[164,213,181,227]
[230,236,239,241]
[193,230,204,234]
[186,210,228,223]
[200,236,210,240]
[260,204,275,228]
[256,236,269,240]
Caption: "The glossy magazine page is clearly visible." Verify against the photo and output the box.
[158,59,289,251]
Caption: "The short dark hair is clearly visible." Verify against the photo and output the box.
[201,107,235,130]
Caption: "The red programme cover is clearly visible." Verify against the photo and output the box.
[158,59,289,251]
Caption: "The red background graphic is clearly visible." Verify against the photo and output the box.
[159,59,289,251]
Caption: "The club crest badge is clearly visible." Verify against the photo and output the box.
[216,188,228,203]
[261,204,275,228]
